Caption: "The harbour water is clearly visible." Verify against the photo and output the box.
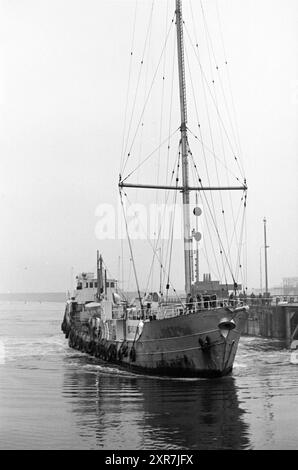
[0,301,297,450]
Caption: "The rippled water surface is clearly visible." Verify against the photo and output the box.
[0,302,297,450]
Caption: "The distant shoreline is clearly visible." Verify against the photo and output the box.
[0,292,67,302]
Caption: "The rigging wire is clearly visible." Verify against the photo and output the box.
[119,1,248,299]
[156,0,170,190]
[215,0,246,178]
[183,37,224,281]
[185,8,246,265]
[235,193,247,281]
[126,257,133,294]
[161,18,176,288]
[121,236,124,294]
[197,2,234,276]
[121,127,179,182]
[122,0,155,175]
[101,259,128,301]
[183,22,245,181]
[243,204,248,293]
[188,148,222,281]
[196,0,245,264]
[183,22,230,276]
[121,187,184,306]
[135,2,154,203]
[165,26,177,187]
[187,128,243,184]
[189,155,218,283]
[120,0,138,174]
[122,12,176,176]
[164,150,180,299]
[189,149,237,284]
[119,191,143,309]
[144,143,180,296]
[199,0,244,173]
[185,3,248,288]
[155,0,170,292]
[184,46,221,273]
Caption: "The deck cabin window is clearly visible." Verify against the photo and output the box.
[90,282,93,288]
[94,282,97,288]
[86,282,89,288]
[105,281,115,288]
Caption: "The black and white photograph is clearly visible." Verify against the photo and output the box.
[0,0,297,453]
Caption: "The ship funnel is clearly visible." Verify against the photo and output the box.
[218,318,236,338]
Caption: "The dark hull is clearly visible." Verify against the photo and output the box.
[62,307,247,378]
[113,362,233,378]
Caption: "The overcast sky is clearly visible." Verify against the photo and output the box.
[0,0,297,293]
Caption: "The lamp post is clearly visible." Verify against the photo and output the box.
[263,217,269,298]
[259,247,263,294]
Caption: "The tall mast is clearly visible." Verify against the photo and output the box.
[176,0,192,295]
[195,193,199,284]
[259,247,263,294]
[263,217,269,296]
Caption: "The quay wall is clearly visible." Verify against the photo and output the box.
[242,303,298,344]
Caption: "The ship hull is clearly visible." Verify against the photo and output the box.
[62,307,247,378]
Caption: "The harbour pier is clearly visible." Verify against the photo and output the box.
[243,296,298,345]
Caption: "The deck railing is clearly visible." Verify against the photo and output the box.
[111,297,248,321]
[245,295,298,306]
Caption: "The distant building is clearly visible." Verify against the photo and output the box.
[192,273,241,298]
[269,285,283,296]
[251,286,282,296]
[283,277,298,295]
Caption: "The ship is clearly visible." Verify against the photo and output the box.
[62,0,249,377]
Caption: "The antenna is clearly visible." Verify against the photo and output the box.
[263,217,269,296]
[259,247,263,294]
